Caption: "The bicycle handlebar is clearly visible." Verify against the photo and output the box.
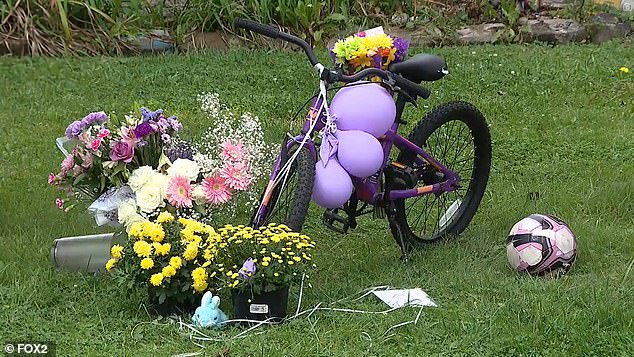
[234,18,431,100]
[234,18,319,67]
[337,68,431,100]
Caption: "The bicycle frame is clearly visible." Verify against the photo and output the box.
[253,89,461,223]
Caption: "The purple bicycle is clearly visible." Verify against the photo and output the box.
[237,19,492,258]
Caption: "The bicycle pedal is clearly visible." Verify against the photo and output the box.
[322,209,350,234]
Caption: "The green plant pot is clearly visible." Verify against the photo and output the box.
[231,286,290,323]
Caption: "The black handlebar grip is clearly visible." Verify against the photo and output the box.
[393,75,431,100]
[234,18,280,39]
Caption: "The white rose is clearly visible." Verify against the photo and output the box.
[135,173,168,213]
[117,198,138,225]
[192,184,207,205]
[128,166,156,192]
[167,159,200,182]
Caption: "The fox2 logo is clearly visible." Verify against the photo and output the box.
[4,342,53,355]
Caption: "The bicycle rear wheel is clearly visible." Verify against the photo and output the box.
[250,144,315,232]
[392,101,491,244]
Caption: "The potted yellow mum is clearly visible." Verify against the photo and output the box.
[105,212,221,315]
[213,223,316,322]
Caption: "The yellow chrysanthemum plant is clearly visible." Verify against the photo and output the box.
[105,211,222,309]
[330,28,409,75]
[213,223,317,296]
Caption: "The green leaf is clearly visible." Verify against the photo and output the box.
[324,13,346,23]
[73,173,87,186]
[158,291,166,305]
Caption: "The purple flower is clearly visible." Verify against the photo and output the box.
[160,134,171,144]
[141,107,163,122]
[109,140,135,163]
[167,116,182,131]
[391,36,409,63]
[133,121,153,138]
[238,258,256,279]
[156,116,170,133]
[372,54,382,69]
[80,111,108,127]
[166,141,193,161]
[65,120,83,138]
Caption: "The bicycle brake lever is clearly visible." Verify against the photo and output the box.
[383,76,418,108]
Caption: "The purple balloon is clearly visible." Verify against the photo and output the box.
[330,82,396,137]
[336,130,384,178]
[311,159,353,209]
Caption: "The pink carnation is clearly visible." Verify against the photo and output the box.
[97,128,110,139]
[167,175,193,208]
[221,140,248,164]
[60,155,75,175]
[220,163,252,191]
[89,138,102,151]
[48,173,56,184]
[55,198,64,209]
[201,175,232,205]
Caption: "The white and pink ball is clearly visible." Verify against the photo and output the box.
[506,214,577,276]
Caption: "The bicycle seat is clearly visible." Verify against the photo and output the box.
[388,54,448,84]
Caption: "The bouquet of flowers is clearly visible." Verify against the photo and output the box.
[330,27,409,75]
[213,223,316,295]
[105,212,221,307]
[49,107,182,225]
[190,93,277,218]
[49,94,275,229]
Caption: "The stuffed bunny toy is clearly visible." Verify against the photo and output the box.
[192,291,228,328]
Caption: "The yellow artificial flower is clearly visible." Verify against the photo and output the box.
[140,257,154,270]
[287,260,294,265]
[169,256,183,269]
[110,245,124,259]
[162,265,176,278]
[274,272,279,277]
[154,243,171,256]
[302,253,312,261]
[133,240,153,257]
[150,273,164,286]
[105,258,117,271]
[619,67,629,73]
[293,256,301,262]
[230,280,239,288]
[278,259,284,264]
[157,211,174,223]
[262,261,270,267]
[183,242,198,261]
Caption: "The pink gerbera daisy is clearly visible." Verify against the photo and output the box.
[167,175,193,208]
[220,163,252,191]
[201,175,232,205]
[221,140,248,164]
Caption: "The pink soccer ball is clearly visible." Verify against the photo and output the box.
[506,214,577,276]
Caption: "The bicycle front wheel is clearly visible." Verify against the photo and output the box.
[393,101,492,244]
[251,144,315,232]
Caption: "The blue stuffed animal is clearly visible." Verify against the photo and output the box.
[192,291,228,328]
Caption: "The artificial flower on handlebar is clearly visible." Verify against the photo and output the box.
[330,27,409,75]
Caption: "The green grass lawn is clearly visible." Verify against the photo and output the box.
[1,42,633,356]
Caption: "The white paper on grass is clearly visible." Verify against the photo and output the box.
[372,289,437,309]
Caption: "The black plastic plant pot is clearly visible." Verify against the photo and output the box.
[231,285,290,324]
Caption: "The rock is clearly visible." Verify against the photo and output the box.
[539,0,569,10]
[409,25,444,47]
[588,13,633,43]
[526,18,586,43]
[390,13,409,27]
[456,23,506,44]
[179,32,230,51]
[125,29,176,53]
